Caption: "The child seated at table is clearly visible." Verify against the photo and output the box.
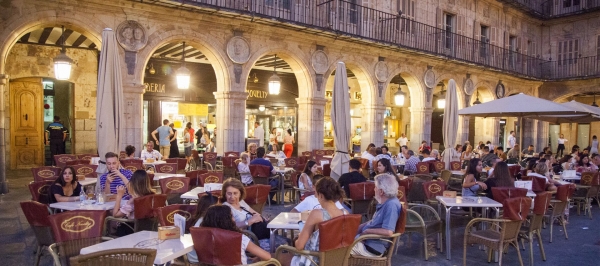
[199,205,271,264]
[186,193,219,264]
[112,170,155,236]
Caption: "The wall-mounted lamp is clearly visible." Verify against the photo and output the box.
[394,87,406,106]
[53,26,73,80]
[176,42,190,90]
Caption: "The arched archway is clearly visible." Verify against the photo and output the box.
[468,85,497,148]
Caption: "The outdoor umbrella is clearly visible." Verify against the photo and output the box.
[533,100,600,124]
[95,28,125,175]
[441,79,458,170]
[329,62,351,181]
[458,93,584,160]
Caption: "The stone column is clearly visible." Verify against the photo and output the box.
[0,74,8,193]
[522,118,537,148]
[458,116,469,145]
[361,104,386,148]
[122,84,145,156]
[296,97,326,153]
[537,120,549,150]
[214,91,248,154]
[490,118,500,146]
[408,107,433,151]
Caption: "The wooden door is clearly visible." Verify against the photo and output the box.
[10,78,44,169]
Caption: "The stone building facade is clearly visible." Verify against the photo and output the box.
[0,0,599,191]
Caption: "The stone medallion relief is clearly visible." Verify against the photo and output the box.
[117,20,148,52]
[311,50,329,74]
[226,36,250,64]
[464,77,474,95]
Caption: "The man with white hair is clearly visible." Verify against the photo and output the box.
[351,174,402,257]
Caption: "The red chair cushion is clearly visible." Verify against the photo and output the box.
[502,197,532,221]
[348,182,375,200]
[190,227,242,265]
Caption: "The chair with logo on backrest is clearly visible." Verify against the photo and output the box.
[203,152,220,171]
[276,214,362,266]
[221,156,239,179]
[416,162,431,175]
[313,149,326,158]
[54,154,77,168]
[244,185,271,215]
[357,158,370,179]
[72,164,98,178]
[439,169,452,184]
[166,158,187,173]
[198,172,224,187]
[573,173,599,219]
[122,162,144,173]
[192,227,281,266]
[463,197,532,266]
[396,186,407,202]
[491,187,528,205]
[544,183,575,243]
[224,151,240,157]
[121,158,143,165]
[155,163,177,174]
[20,201,54,266]
[69,248,156,266]
[155,204,197,231]
[32,166,62,182]
[508,165,521,179]
[402,203,443,261]
[29,181,54,205]
[284,157,299,168]
[76,154,97,162]
[249,165,272,185]
[159,177,190,205]
[324,150,334,156]
[322,164,332,177]
[422,180,446,210]
[348,182,376,221]
[48,210,109,266]
[104,194,168,237]
[518,191,551,266]
[433,161,445,173]
[186,170,207,188]
[66,159,91,166]
[190,150,201,170]
[450,161,462,171]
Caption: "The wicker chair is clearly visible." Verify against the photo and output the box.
[244,185,271,214]
[432,161,445,173]
[416,162,431,175]
[203,152,221,171]
[422,180,446,211]
[463,197,532,266]
[65,159,92,166]
[155,163,178,174]
[198,172,224,187]
[48,210,109,266]
[439,169,452,184]
[31,166,61,182]
[357,158,370,179]
[155,204,197,231]
[518,191,551,266]
[347,182,376,221]
[573,172,599,219]
[276,214,362,266]
[104,194,167,237]
[54,154,77,168]
[346,203,408,266]
[20,201,54,266]
[121,163,144,173]
[397,186,407,202]
[403,203,443,260]
[166,158,188,173]
[544,183,576,243]
[158,177,190,204]
[190,150,201,170]
[191,227,281,266]
[450,161,462,171]
[249,164,272,187]
[221,156,239,179]
[69,248,156,266]
[28,181,54,205]
[76,153,98,161]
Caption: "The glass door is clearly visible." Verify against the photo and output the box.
[577,124,590,149]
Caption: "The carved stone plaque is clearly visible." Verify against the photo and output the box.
[464,78,474,95]
[423,68,435,88]
[311,50,329,74]
[226,36,250,64]
[116,21,147,52]
[374,61,388,83]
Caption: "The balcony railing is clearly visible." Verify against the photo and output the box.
[540,55,600,79]
[499,0,600,18]
[142,0,600,80]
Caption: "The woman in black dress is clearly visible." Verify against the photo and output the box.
[169,123,180,158]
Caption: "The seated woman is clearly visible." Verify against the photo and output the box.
[576,154,598,172]
[220,178,263,230]
[269,143,286,159]
[375,158,401,183]
[247,143,258,159]
[299,161,318,196]
[200,205,272,264]
[124,145,136,159]
[290,176,348,265]
[50,166,82,203]
[238,152,253,186]
[112,170,155,236]
[462,158,487,197]
[186,193,219,264]
[483,161,514,198]
[527,162,561,192]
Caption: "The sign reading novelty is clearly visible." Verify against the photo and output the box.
[248,89,268,99]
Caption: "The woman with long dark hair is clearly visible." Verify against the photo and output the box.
[283,129,295,158]
[299,160,318,195]
[375,158,401,183]
[187,193,219,264]
[200,205,271,264]
[462,158,487,197]
[49,166,82,203]
[483,161,514,198]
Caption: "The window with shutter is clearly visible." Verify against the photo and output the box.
[399,0,415,34]
[558,39,579,66]
[444,13,455,49]
[597,36,600,60]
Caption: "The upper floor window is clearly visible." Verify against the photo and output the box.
[266,0,292,10]
[597,36,600,60]
[444,13,455,49]
[558,39,579,66]
[563,0,580,8]
[480,25,489,42]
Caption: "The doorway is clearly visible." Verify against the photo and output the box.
[577,124,590,149]
[549,125,560,154]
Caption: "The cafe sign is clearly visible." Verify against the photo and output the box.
[145,82,166,93]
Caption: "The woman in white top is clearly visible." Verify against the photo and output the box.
[181,127,192,164]
[461,145,478,163]
[557,134,567,158]
[199,205,271,264]
[186,194,219,263]
[238,152,253,185]
[591,135,598,154]
[268,128,278,151]
[269,143,286,159]
[299,161,318,195]
[221,178,263,229]
[527,162,560,192]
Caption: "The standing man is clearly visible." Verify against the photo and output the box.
[45,116,68,163]
[254,121,265,148]
[396,133,408,148]
[151,119,174,159]
[508,131,516,149]
[99,152,133,200]
[195,123,204,146]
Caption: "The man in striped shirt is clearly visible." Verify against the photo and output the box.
[100,152,133,200]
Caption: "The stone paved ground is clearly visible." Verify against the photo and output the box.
[2,169,599,265]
